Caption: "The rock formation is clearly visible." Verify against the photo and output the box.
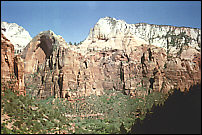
[1,21,32,55]
[72,17,201,57]
[1,34,26,96]
[21,16,201,100]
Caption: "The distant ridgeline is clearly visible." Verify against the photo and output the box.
[1,22,32,55]
[7,16,198,100]
[1,17,201,99]
[73,17,201,56]
[1,17,201,134]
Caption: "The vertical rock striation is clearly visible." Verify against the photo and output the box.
[1,34,26,96]
[22,17,201,99]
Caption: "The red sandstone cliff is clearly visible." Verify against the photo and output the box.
[21,30,201,100]
[1,34,26,96]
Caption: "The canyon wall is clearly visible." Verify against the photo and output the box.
[21,16,201,99]
[72,17,200,57]
[1,34,26,96]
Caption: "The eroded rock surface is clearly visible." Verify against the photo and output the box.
[21,17,201,99]
[1,21,32,55]
[72,17,201,57]
[23,36,201,99]
[1,34,26,96]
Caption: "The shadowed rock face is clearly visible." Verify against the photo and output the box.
[38,35,54,59]
[20,17,201,99]
[21,30,58,74]
[1,34,25,96]
[22,32,201,100]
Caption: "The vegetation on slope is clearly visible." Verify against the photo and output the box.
[1,79,170,134]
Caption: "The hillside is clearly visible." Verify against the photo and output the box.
[1,17,201,134]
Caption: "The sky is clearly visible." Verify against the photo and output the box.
[1,1,201,44]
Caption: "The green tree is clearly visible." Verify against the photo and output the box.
[69,42,72,45]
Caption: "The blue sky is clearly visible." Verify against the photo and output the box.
[1,1,201,43]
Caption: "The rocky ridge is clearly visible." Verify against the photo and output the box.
[2,17,200,100]
[21,18,201,99]
[1,21,32,55]
[72,17,201,57]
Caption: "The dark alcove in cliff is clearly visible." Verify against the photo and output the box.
[14,57,18,80]
[37,35,53,59]
[129,84,201,134]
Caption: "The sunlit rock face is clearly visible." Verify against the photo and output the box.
[72,17,149,54]
[1,34,15,84]
[1,34,26,96]
[22,17,201,99]
[1,21,32,55]
[21,30,68,74]
[72,17,201,57]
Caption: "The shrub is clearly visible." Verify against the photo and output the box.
[1,76,169,134]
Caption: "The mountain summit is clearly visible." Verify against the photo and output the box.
[73,17,201,57]
[1,21,32,55]
[1,17,201,100]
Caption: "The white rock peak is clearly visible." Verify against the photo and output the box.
[74,16,201,55]
[1,21,32,54]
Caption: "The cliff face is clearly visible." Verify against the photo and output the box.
[73,17,201,57]
[22,17,201,99]
[1,34,26,96]
[21,30,68,74]
[1,22,32,55]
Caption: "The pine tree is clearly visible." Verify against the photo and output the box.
[69,42,72,45]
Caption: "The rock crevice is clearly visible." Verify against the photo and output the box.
[1,34,26,96]
[11,17,200,99]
